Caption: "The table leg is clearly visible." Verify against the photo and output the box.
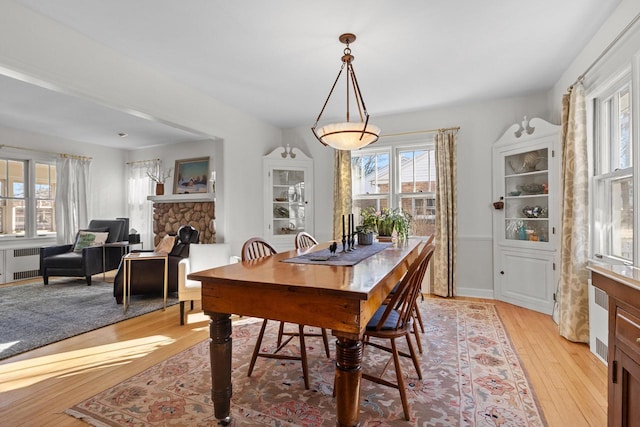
[209,312,233,424]
[122,259,129,314]
[162,256,168,310]
[334,336,363,427]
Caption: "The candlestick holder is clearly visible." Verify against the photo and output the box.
[341,234,347,252]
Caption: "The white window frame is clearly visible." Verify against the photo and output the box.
[589,64,637,264]
[351,146,392,210]
[352,139,435,238]
[0,150,56,241]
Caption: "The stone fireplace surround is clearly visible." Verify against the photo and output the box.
[149,195,216,246]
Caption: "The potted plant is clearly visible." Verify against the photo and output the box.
[357,207,378,245]
[377,207,412,242]
[146,168,172,195]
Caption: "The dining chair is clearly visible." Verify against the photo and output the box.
[242,237,329,389]
[287,232,330,357]
[294,231,318,250]
[384,234,435,354]
[361,242,435,421]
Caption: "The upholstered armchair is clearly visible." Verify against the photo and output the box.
[113,225,200,304]
[40,218,127,286]
[177,243,239,325]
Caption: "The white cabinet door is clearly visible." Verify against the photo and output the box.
[495,247,556,315]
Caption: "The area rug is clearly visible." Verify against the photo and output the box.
[0,278,177,360]
[66,299,546,426]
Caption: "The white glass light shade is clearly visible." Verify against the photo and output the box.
[315,122,381,150]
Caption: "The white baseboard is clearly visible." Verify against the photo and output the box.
[456,287,495,299]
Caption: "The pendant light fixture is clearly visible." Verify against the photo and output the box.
[311,33,380,150]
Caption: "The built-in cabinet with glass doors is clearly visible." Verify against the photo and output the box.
[263,147,313,252]
[492,117,560,315]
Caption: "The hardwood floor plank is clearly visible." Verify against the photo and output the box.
[0,295,607,426]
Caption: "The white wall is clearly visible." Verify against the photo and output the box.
[550,0,640,119]
[0,1,283,256]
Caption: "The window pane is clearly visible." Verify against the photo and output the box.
[35,162,56,233]
[36,163,53,199]
[36,200,55,232]
[0,160,26,236]
[618,87,632,169]
[610,176,633,259]
[8,199,25,235]
[399,148,435,193]
[8,161,24,197]
[399,195,435,237]
[351,152,390,195]
[353,198,388,229]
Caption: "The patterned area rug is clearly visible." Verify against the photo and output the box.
[66,299,546,426]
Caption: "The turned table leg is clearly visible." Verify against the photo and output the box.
[334,336,363,427]
[209,312,233,425]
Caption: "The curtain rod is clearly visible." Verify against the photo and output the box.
[570,10,640,90]
[0,144,92,160]
[379,126,460,138]
[125,158,160,165]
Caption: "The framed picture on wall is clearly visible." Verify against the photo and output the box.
[173,157,210,194]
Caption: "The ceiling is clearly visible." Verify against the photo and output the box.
[0,0,622,149]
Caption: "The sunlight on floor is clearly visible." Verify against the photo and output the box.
[0,341,20,354]
[0,335,176,392]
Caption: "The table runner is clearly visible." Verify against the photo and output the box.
[281,242,391,266]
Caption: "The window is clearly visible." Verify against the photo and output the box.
[398,147,436,237]
[351,149,390,215]
[0,157,56,238]
[351,142,435,237]
[592,78,633,261]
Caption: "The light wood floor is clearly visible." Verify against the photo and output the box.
[0,291,607,426]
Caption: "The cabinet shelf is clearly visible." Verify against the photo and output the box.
[506,217,548,221]
[505,170,548,178]
[505,194,547,199]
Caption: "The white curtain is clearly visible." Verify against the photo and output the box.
[55,156,91,244]
[127,159,158,248]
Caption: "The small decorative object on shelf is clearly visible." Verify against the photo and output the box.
[147,167,172,196]
[517,183,545,194]
[209,171,216,194]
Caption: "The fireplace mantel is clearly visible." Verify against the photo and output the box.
[147,193,215,203]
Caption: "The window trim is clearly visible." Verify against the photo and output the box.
[352,139,435,238]
[588,62,637,263]
[0,149,56,241]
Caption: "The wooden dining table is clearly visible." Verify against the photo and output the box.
[188,238,423,426]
